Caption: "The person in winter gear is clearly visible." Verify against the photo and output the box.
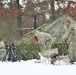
[0,41,5,49]
[30,31,57,62]
[32,31,55,51]
[68,41,76,62]
[0,39,7,49]
[68,28,76,62]
[0,39,7,61]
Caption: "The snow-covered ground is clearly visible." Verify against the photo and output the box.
[0,59,76,75]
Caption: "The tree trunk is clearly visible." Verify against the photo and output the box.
[34,15,36,29]
[50,0,55,21]
[16,0,23,36]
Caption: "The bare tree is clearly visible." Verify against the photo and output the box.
[16,0,23,36]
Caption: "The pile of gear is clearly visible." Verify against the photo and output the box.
[0,39,20,62]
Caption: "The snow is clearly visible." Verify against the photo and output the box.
[69,0,76,2]
[0,59,76,75]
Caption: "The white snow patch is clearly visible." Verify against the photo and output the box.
[0,59,76,75]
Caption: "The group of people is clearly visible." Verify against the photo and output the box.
[30,30,76,64]
[0,30,75,64]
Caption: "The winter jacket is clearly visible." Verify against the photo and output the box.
[34,31,55,51]
[68,41,76,61]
